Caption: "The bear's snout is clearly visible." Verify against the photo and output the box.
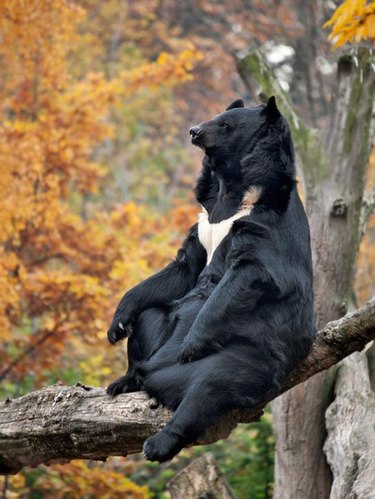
[189,122,220,149]
[189,126,200,138]
[189,125,205,147]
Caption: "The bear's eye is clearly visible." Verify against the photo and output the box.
[219,122,228,129]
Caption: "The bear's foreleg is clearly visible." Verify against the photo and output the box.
[107,307,171,395]
[178,262,276,363]
[107,224,206,344]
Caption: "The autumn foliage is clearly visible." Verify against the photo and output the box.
[0,1,201,495]
[324,0,375,47]
[0,1,200,387]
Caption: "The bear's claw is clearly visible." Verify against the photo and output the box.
[107,321,133,344]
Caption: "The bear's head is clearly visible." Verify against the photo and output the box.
[191,97,296,213]
[189,97,282,157]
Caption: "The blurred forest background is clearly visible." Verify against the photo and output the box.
[0,0,374,497]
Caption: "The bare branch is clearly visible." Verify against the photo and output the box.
[360,189,375,239]
[0,330,53,382]
[0,299,374,475]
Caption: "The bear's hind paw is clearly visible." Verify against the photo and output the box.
[143,430,183,462]
[106,374,138,396]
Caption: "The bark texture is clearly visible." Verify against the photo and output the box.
[324,351,375,499]
[238,48,375,499]
[1,300,374,475]
[167,452,235,499]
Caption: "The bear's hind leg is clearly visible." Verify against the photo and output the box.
[142,345,281,461]
[143,379,229,462]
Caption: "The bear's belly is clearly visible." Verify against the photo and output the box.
[197,207,252,265]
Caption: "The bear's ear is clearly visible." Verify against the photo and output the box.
[226,99,244,111]
[262,96,281,120]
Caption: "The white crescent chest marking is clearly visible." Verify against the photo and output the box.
[198,207,252,265]
[197,187,261,266]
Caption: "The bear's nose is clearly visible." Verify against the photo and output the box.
[189,126,200,138]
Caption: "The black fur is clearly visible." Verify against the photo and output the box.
[107,97,316,462]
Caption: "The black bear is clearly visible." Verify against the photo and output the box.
[107,97,316,462]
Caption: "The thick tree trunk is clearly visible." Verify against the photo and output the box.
[238,48,375,498]
[167,453,236,499]
[1,300,374,475]
[324,351,375,499]
[272,373,334,499]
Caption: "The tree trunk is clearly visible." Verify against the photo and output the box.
[238,48,375,498]
[167,453,236,499]
[272,372,334,499]
[1,300,374,475]
[324,351,375,499]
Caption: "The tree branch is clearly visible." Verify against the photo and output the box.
[1,299,374,475]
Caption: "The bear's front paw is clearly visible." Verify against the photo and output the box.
[107,319,133,345]
[107,293,139,344]
[178,336,208,364]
